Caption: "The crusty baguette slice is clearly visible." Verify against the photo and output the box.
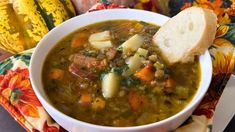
[153,7,217,64]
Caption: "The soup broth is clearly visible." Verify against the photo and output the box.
[43,20,200,127]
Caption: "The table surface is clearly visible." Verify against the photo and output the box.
[0,106,25,132]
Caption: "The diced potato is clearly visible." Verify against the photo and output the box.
[125,48,148,74]
[102,72,120,98]
[118,34,144,53]
[90,40,112,49]
[88,31,112,49]
[89,31,111,42]
[128,54,142,72]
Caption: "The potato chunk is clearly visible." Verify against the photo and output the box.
[125,48,148,74]
[89,41,112,49]
[89,31,112,49]
[89,31,111,42]
[102,72,120,98]
[118,34,144,53]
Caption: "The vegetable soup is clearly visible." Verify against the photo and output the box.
[42,20,200,127]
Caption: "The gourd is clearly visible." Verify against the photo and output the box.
[0,0,76,53]
[102,72,120,98]
[0,0,25,52]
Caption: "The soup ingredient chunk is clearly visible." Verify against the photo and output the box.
[118,34,144,53]
[49,68,64,80]
[102,72,120,98]
[69,54,107,70]
[69,63,98,80]
[135,64,155,82]
[128,91,148,111]
[125,48,148,75]
[89,31,112,49]
[71,32,89,48]
[92,97,106,110]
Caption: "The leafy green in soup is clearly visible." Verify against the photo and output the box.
[42,20,200,127]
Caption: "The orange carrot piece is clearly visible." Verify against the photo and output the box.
[71,33,88,48]
[49,68,64,80]
[135,65,155,81]
[165,78,176,88]
[128,91,147,112]
[79,93,92,105]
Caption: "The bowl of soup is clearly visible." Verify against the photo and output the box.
[29,9,212,132]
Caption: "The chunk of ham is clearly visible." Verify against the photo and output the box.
[69,54,107,70]
[69,63,98,80]
[106,47,117,60]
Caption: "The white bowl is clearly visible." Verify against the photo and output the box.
[29,9,212,132]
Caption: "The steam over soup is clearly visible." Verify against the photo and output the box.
[42,20,200,127]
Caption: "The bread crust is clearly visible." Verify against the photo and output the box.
[153,7,217,64]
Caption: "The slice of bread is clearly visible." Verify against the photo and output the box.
[153,7,217,64]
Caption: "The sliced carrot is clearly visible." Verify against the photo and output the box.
[128,91,148,112]
[71,33,88,48]
[135,65,155,81]
[92,97,106,110]
[49,68,64,80]
[165,78,176,88]
[79,93,92,105]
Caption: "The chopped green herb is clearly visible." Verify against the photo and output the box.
[112,67,123,74]
[112,64,129,75]
[121,75,140,87]
[139,54,145,58]
[100,71,109,80]
[116,46,123,52]
[82,50,97,57]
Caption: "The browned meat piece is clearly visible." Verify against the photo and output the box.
[69,54,107,70]
[106,47,117,60]
[69,63,98,80]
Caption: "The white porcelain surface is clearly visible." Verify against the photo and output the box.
[29,9,212,132]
